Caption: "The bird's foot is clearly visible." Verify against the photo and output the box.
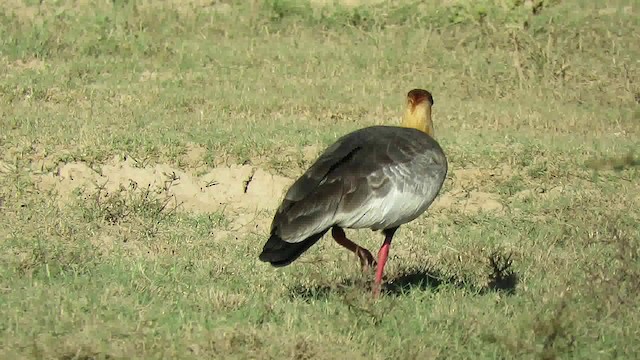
[372,282,382,299]
[355,247,376,273]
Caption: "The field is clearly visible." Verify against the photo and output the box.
[1,0,639,358]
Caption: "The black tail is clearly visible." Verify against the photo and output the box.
[258,229,328,267]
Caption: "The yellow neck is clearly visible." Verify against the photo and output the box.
[401,103,434,137]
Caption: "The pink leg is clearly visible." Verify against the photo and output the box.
[373,227,398,298]
[331,227,376,271]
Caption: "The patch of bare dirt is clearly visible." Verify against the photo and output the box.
[432,190,504,214]
[511,186,572,201]
[431,166,508,214]
[30,156,511,239]
[35,155,293,216]
[452,165,515,190]
[302,144,323,163]
[180,142,208,169]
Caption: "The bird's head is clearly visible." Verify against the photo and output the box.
[402,89,435,137]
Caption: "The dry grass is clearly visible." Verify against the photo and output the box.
[0,0,639,358]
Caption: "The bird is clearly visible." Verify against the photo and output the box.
[259,89,448,297]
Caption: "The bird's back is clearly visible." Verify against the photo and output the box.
[271,125,447,243]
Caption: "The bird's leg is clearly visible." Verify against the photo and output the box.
[331,226,376,272]
[373,227,398,298]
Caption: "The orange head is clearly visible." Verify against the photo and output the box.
[407,89,434,109]
[402,89,435,137]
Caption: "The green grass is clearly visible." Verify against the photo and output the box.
[1,0,639,358]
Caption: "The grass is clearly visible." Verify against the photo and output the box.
[1,0,639,358]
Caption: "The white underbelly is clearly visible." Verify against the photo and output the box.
[336,185,438,231]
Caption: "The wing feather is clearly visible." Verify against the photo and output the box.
[270,126,447,243]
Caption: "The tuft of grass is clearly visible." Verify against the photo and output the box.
[77,184,178,237]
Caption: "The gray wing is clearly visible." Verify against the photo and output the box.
[271,126,447,243]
